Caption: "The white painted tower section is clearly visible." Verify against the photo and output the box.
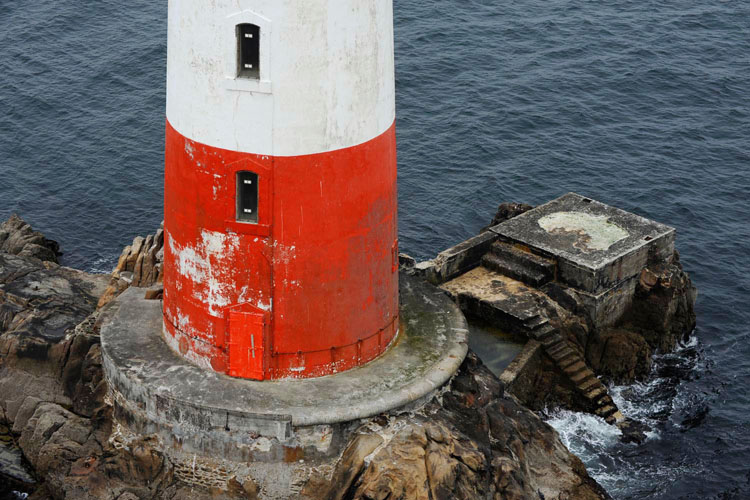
[166,0,397,156]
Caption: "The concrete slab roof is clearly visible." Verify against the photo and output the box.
[489,192,675,272]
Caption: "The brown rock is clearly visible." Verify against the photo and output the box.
[97,225,165,309]
[587,328,653,384]
[311,352,611,500]
[481,203,534,232]
[624,252,697,352]
[0,214,61,263]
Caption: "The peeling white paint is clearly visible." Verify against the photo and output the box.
[272,241,297,265]
[162,323,214,371]
[168,229,244,315]
[185,140,195,159]
[250,437,272,452]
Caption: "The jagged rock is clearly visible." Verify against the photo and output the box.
[97,225,165,309]
[0,253,109,422]
[481,203,534,232]
[1,218,612,499]
[303,353,611,500]
[586,328,653,384]
[579,252,696,385]
[0,215,61,263]
[623,251,697,352]
[617,418,650,445]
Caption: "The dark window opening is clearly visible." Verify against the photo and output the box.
[237,24,260,79]
[237,171,259,223]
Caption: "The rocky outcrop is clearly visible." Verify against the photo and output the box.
[304,352,610,500]
[501,256,696,411]
[580,252,696,384]
[0,234,110,497]
[97,224,164,309]
[0,254,109,423]
[458,204,697,420]
[481,203,534,232]
[623,252,697,353]
[0,214,61,263]
[0,216,616,499]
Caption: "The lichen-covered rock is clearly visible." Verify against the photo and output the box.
[0,214,61,263]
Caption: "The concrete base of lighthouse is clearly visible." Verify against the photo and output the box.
[100,272,468,496]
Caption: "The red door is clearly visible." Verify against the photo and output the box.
[228,309,267,380]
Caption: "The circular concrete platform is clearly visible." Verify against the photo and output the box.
[100,272,468,464]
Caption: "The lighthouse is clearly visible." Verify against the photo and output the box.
[101,2,465,487]
[162,1,399,380]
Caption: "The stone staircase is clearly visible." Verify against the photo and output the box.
[481,241,624,425]
[526,318,624,424]
[481,241,556,288]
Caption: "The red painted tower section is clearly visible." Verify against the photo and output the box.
[162,1,398,380]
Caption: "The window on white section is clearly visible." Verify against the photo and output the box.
[237,24,260,79]
[237,171,259,223]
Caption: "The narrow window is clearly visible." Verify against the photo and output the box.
[237,24,260,79]
[237,171,259,223]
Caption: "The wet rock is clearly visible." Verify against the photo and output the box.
[617,418,650,445]
[0,215,61,264]
[0,253,109,423]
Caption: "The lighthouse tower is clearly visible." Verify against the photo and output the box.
[162,1,399,380]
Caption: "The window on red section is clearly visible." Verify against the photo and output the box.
[236,171,259,223]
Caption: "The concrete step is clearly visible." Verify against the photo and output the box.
[578,377,600,392]
[559,355,581,370]
[546,341,569,356]
[605,411,625,425]
[596,405,618,419]
[550,347,577,363]
[563,361,587,376]
[531,324,557,342]
[570,370,594,385]
[584,387,606,401]
[489,242,556,280]
[525,316,549,330]
[440,267,544,335]
[540,333,563,348]
[481,253,551,288]
[538,329,624,428]
[596,395,614,407]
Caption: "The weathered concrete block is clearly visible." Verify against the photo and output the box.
[490,192,675,295]
[422,231,498,285]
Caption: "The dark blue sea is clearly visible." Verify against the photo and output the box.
[1,1,749,498]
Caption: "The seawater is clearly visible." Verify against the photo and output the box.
[1,1,749,498]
